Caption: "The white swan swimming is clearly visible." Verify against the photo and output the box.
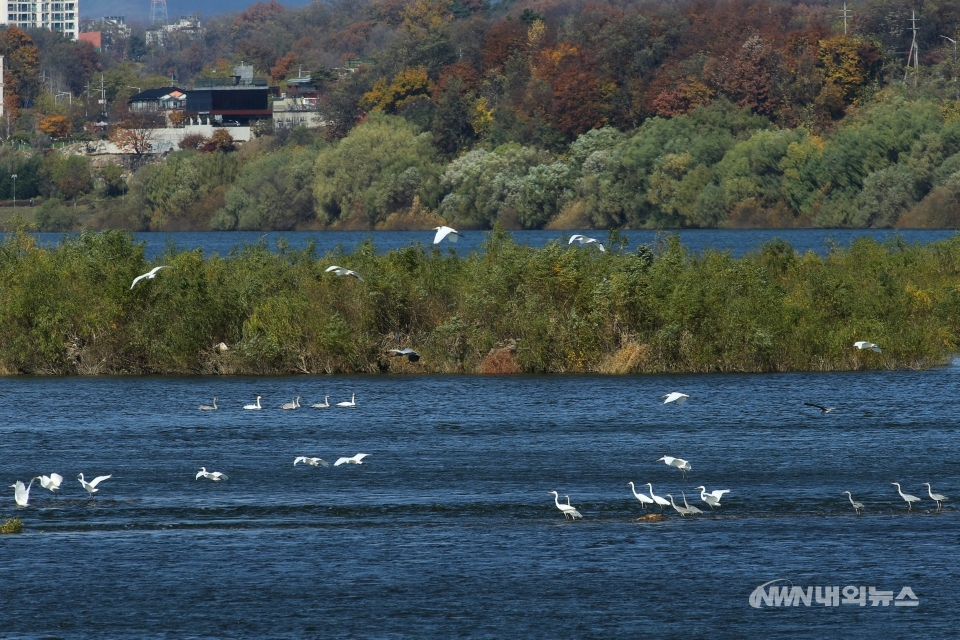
[243,396,262,410]
[336,393,356,408]
[78,473,112,496]
[198,398,218,411]
[281,396,301,410]
[310,396,330,408]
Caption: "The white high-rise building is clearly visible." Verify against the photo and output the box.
[2,1,78,40]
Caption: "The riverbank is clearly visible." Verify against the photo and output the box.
[1,228,957,375]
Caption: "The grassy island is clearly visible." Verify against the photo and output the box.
[1,228,958,375]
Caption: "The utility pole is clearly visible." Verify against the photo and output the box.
[905,11,920,86]
[839,2,851,35]
[99,74,107,118]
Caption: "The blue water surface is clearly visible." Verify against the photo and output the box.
[1,370,957,637]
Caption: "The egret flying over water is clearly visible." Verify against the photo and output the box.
[568,235,605,252]
[130,265,171,289]
[36,473,63,496]
[9,479,36,507]
[311,396,330,408]
[694,486,730,511]
[628,482,654,509]
[78,473,112,496]
[243,396,262,410]
[334,453,370,466]
[196,467,228,482]
[294,457,329,468]
[388,348,421,362]
[804,402,835,414]
[843,491,864,515]
[645,483,670,510]
[892,482,921,511]
[662,392,689,405]
[325,265,364,281]
[336,394,356,408]
[854,341,881,353]
[281,396,301,410]
[923,483,948,511]
[549,491,582,519]
[198,398,218,411]
[433,226,463,244]
[657,456,692,478]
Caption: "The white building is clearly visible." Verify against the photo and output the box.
[2,1,78,39]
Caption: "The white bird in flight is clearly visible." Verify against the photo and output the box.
[78,473,112,496]
[388,348,421,362]
[243,396,262,410]
[662,392,689,405]
[568,234,605,252]
[9,478,37,507]
[334,453,370,466]
[130,265,171,289]
[854,341,881,353]
[892,482,921,511]
[336,393,356,408]
[198,398,218,411]
[549,490,582,519]
[433,226,463,244]
[923,483,948,511]
[196,467,228,482]
[657,456,692,478]
[645,483,670,510]
[36,473,64,496]
[294,457,329,468]
[280,396,301,410]
[694,486,730,511]
[325,265,364,281]
[311,396,330,408]
[804,402,835,414]
[628,482,654,509]
[843,491,864,515]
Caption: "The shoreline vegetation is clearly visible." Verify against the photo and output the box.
[1,227,958,376]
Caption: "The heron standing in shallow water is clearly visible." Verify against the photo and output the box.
[923,483,948,511]
[892,482,921,511]
[843,491,864,515]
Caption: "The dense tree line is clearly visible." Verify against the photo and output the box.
[1,227,958,374]
[4,0,960,229]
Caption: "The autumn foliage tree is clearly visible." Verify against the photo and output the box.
[38,115,71,139]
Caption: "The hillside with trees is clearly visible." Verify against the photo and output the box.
[3,0,960,230]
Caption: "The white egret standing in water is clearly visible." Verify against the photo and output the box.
[923,483,948,511]
[843,491,864,515]
[694,486,730,511]
[645,483,670,510]
[891,482,921,511]
[548,491,582,519]
[628,482,654,509]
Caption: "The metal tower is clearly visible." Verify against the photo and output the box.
[150,0,168,26]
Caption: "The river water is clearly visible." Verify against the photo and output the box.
[1,370,957,637]
[25,228,960,260]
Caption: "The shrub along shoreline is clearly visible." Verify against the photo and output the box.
[1,228,958,376]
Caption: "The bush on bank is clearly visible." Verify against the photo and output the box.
[0,228,957,375]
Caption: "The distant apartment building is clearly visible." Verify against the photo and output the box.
[2,0,78,39]
[145,15,202,46]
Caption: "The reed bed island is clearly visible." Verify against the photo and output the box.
[1,228,958,376]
